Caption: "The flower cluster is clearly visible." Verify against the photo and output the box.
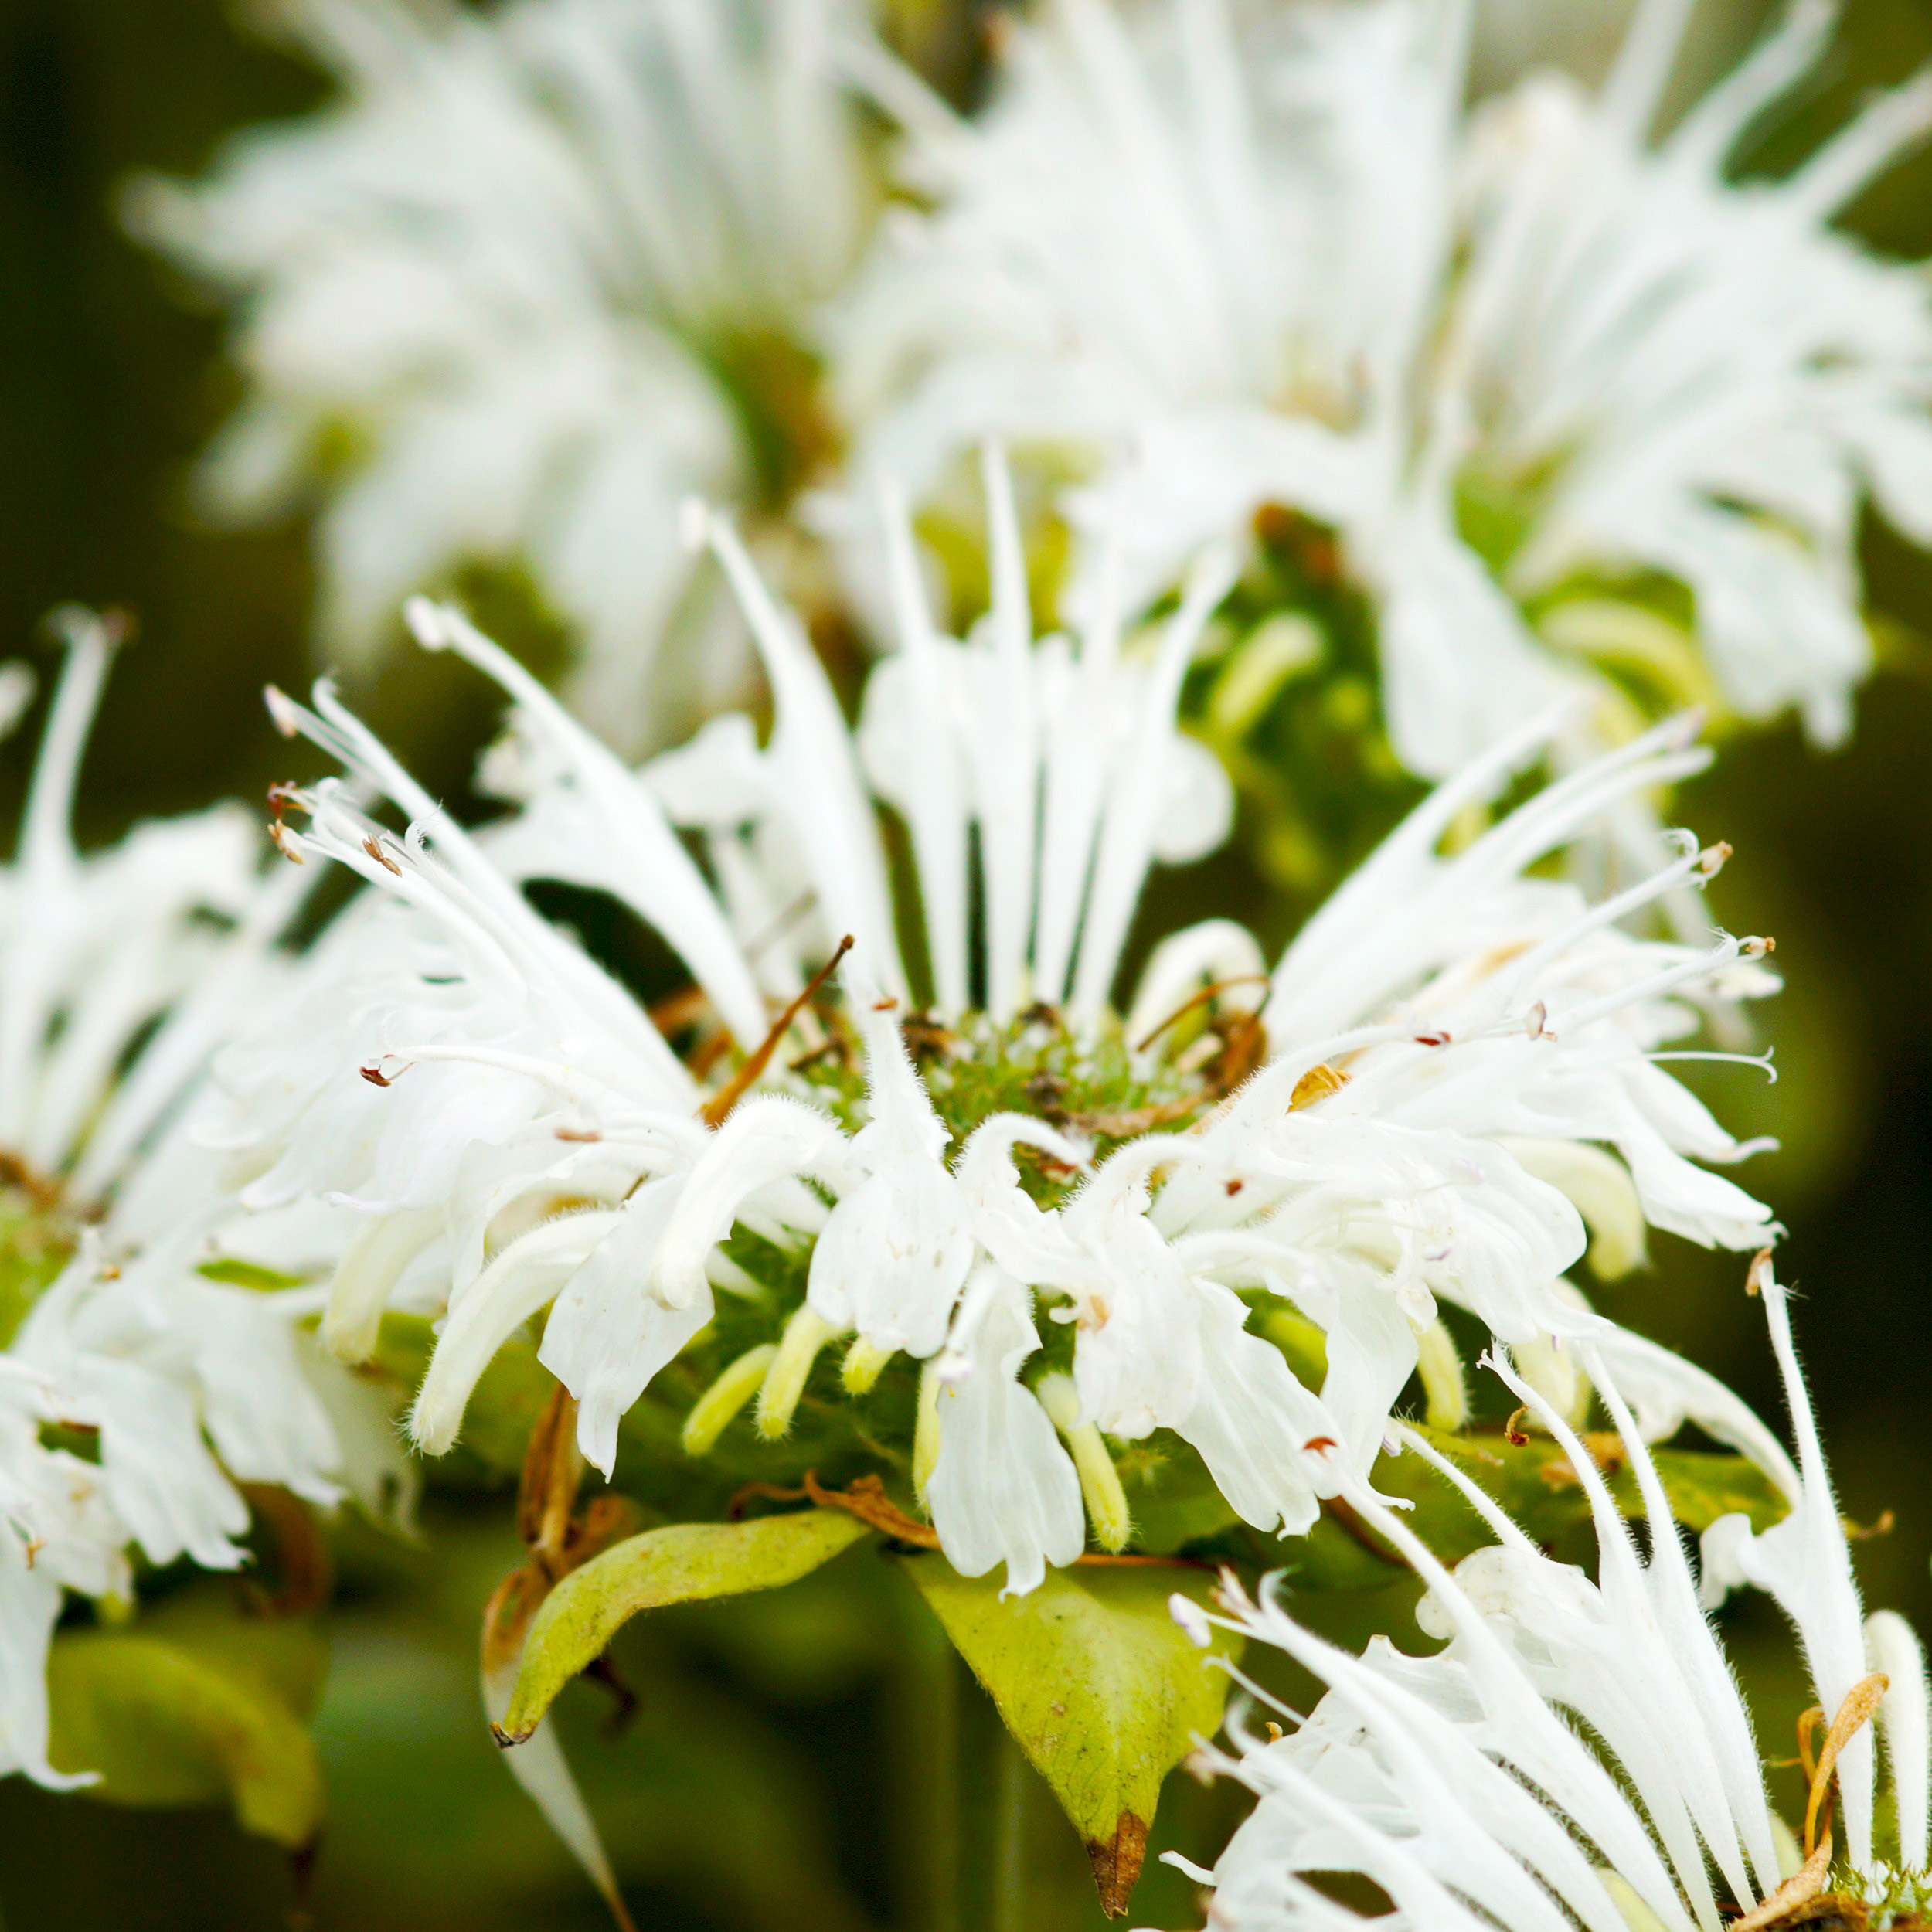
[0,616,407,1788]
[839,0,1932,775]
[1179,1260,1930,1932]
[203,457,1779,1598]
[131,0,884,748]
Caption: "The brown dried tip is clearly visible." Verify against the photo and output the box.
[1087,1812,1150,1919]
[1505,1406,1531,1447]
[1747,1248,1776,1298]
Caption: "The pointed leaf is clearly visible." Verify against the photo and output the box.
[499,1510,872,1741]
[899,1556,1239,1917]
[46,1609,328,1847]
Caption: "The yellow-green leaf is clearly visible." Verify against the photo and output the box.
[900,1557,1239,1917]
[46,1611,328,1848]
[499,1509,872,1742]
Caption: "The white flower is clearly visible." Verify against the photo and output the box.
[835,0,1932,775]
[1179,1260,1926,1931]
[0,617,409,1792]
[225,448,1777,1597]
[131,0,886,750]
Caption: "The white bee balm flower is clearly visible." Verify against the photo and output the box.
[836,0,1932,776]
[131,0,886,750]
[0,616,405,1793]
[1178,1260,1927,1932]
[220,450,1778,1599]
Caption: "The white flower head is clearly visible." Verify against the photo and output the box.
[227,447,1779,1597]
[836,0,1932,776]
[131,0,888,750]
[1182,1260,1927,1931]
[0,617,410,1793]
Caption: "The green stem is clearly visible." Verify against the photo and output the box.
[993,1723,1027,1932]
[919,1627,961,1932]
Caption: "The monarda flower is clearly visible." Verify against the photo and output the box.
[834,0,1932,778]
[1175,1258,1930,1932]
[208,449,1781,1601]
[131,0,886,750]
[0,614,408,1791]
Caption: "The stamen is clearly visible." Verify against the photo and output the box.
[755,1306,839,1440]
[682,1344,779,1458]
[913,1357,944,1504]
[700,936,853,1131]
[842,1337,893,1396]
[1414,1319,1468,1433]
[1036,1372,1132,1553]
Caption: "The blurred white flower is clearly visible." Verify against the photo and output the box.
[213,449,1777,1600]
[0,615,409,1791]
[1179,1258,1927,1931]
[131,0,884,749]
[836,0,1932,774]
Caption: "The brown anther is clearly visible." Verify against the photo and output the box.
[1264,1722,1284,1743]
[872,996,899,1012]
[1699,841,1733,876]
[1224,1178,1244,1197]
[700,936,854,1130]
[1303,1437,1337,1455]
[1134,975,1271,1054]
[1414,1030,1452,1049]
[553,1127,601,1143]
[1504,1407,1531,1447]
[267,821,304,865]
[1747,1248,1776,1298]
[359,1063,393,1088]
[266,782,302,815]
[1842,1509,1895,1542]
[362,835,403,876]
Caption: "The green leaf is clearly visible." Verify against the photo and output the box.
[46,1601,328,1847]
[499,1510,872,1742]
[899,1557,1239,1917]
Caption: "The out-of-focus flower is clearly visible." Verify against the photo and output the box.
[1176,1258,1929,1931]
[210,450,1777,1603]
[131,0,884,749]
[0,614,408,1791]
[836,0,1932,776]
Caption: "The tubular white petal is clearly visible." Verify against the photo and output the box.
[412,1211,619,1455]
[1865,1610,1930,1870]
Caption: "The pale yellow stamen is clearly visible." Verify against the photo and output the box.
[681,1343,778,1457]
[1036,1372,1131,1553]
[756,1306,838,1439]
[842,1338,893,1395]
[913,1358,944,1505]
[1414,1318,1468,1434]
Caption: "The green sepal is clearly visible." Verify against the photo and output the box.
[498,1510,872,1743]
[46,1590,328,1848]
[898,1556,1238,1917]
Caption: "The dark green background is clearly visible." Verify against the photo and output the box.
[3,1,1932,1925]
